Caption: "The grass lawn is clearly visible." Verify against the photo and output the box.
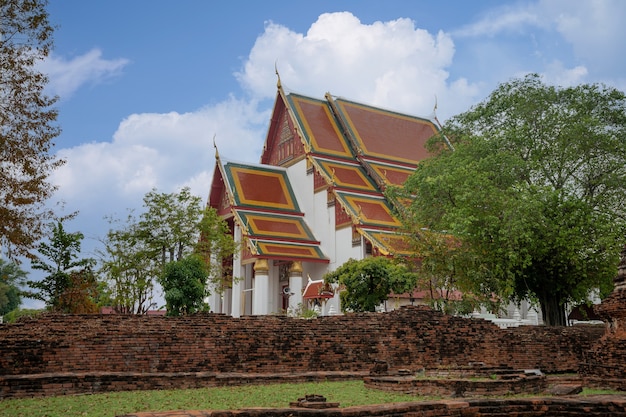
[0,381,621,417]
[0,380,430,417]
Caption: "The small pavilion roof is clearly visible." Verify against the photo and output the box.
[215,158,328,263]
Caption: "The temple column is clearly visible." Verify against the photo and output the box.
[252,259,269,315]
[288,261,304,315]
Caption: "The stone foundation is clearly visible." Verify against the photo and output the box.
[364,366,547,397]
[118,396,626,417]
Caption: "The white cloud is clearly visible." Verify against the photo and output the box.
[50,96,268,243]
[453,6,542,38]
[40,49,129,99]
[452,0,626,84]
[542,61,588,86]
[542,0,626,75]
[236,12,479,120]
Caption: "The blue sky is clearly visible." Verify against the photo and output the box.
[22,0,626,307]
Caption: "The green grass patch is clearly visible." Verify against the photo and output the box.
[0,380,426,417]
[581,387,624,396]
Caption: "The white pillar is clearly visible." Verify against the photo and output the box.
[231,277,242,318]
[253,259,269,315]
[288,261,304,315]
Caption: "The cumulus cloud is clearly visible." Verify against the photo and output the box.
[40,49,129,99]
[52,96,268,209]
[236,12,479,120]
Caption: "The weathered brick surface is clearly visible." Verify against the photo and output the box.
[581,247,626,389]
[0,306,605,398]
[118,397,626,417]
[581,289,626,389]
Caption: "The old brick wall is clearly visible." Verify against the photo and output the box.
[581,288,626,390]
[0,306,605,397]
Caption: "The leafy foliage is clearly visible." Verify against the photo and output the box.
[324,257,416,312]
[99,187,238,314]
[391,74,626,325]
[0,0,65,259]
[100,215,158,314]
[0,258,27,315]
[399,229,489,315]
[27,221,97,311]
[159,255,209,316]
[2,308,43,323]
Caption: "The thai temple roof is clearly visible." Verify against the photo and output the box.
[209,82,439,262]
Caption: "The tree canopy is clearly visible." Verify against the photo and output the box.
[0,0,65,259]
[0,258,27,315]
[159,255,209,316]
[390,74,626,325]
[324,256,416,312]
[27,220,98,312]
[100,187,238,314]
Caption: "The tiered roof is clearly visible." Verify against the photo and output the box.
[211,159,328,263]
[209,82,439,262]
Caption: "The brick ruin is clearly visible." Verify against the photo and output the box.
[0,306,606,399]
[3,245,626,406]
[581,244,626,390]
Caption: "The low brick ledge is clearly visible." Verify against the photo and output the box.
[0,371,370,399]
[118,396,626,417]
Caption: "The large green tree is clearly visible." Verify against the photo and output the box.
[324,257,416,312]
[28,221,96,311]
[391,74,626,326]
[0,0,65,259]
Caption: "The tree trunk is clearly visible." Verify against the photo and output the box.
[538,293,567,326]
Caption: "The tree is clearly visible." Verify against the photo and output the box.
[138,187,207,267]
[28,221,96,311]
[159,255,208,316]
[324,257,416,312]
[392,74,626,325]
[197,205,238,294]
[57,269,100,314]
[400,229,487,316]
[99,215,158,314]
[99,187,238,313]
[0,0,65,259]
[0,258,27,315]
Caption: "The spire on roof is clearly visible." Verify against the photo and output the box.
[275,60,282,90]
[213,134,220,160]
[431,95,455,152]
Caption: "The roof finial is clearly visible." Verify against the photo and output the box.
[213,134,220,159]
[431,95,455,152]
[275,60,282,89]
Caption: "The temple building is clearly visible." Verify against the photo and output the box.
[206,79,439,316]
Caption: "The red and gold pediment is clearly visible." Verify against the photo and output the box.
[312,158,378,193]
[237,211,317,242]
[359,229,413,256]
[366,161,416,186]
[252,240,328,263]
[287,94,354,159]
[334,98,437,165]
[334,191,401,228]
[223,162,299,212]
